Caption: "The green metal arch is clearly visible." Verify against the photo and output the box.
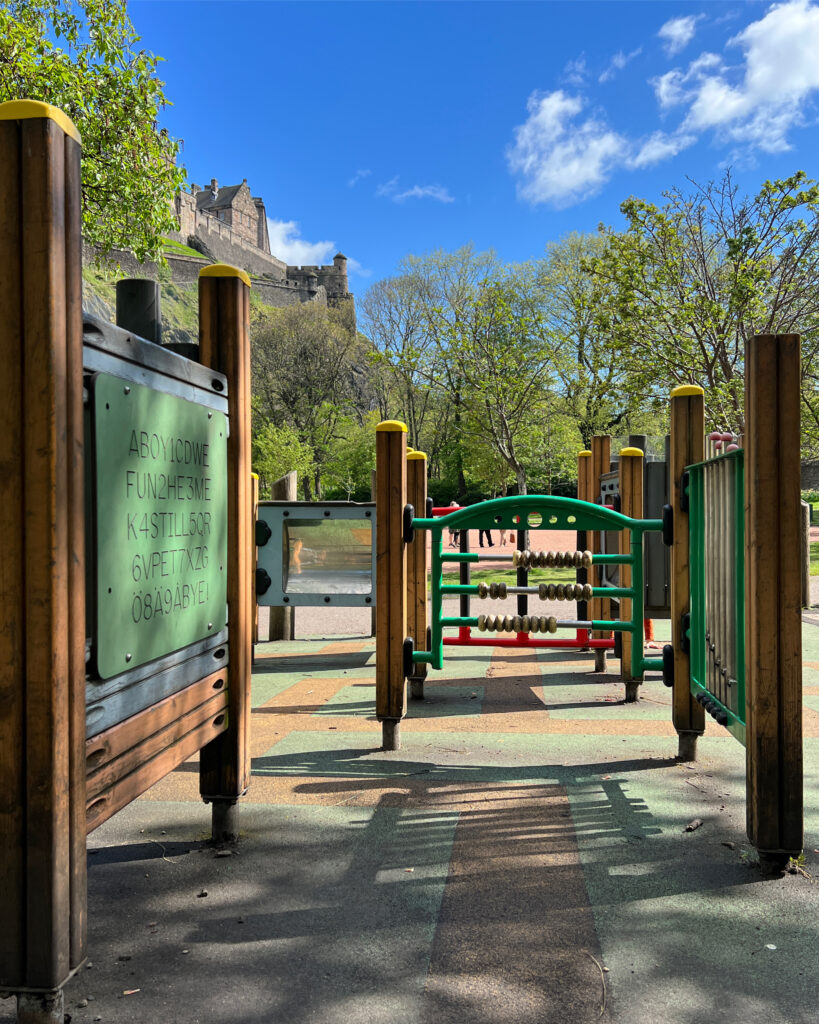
[415,494,656,534]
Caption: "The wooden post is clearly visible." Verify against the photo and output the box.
[619,447,644,701]
[266,471,297,641]
[375,421,407,749]
[407,452,428,700]
[669,385,706,761]
[198,265,252,841]
[0,100,86,1012]
[590,435,611,670]
[745,334,803,867]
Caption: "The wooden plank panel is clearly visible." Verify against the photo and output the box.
[199,274,252,801]
[776,335,803,854]
[376,425,407,723]
[86,669,228,771]
[406,454,428,683]
[21,116,71,988]
[64,131,87,972]
[0,117,26,988]
[87,690,227,802]
[619,449,643,683]
[670,389,705,740]
[745,335,803,857]
[590,436,611,634]
[745,337,780,851]
[86,713,228,834]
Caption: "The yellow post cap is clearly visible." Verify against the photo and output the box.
[250,472,259,479]
[407,451,427,460]
[375,420,408,432]
[0,100,80,143]
[620,447,644,457]
[670,384,704,398]
[199,263,251,288]
[578,450,592,457]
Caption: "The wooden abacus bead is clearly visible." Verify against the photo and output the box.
[556,552,566,568]
[573,551,582,568]
[565,584,575,601]
[512,615,522,632]
[538,583,547,600]
[537,550,547,568]
[502,615,513,632]
[556,584,565,601]
[543,550,552,567]
[547,616,557,633]
[521,615,531,632]
[513,550,522,568]
[583,583,593,601]
[582,550,593,568]
[499,582,507,599]
[488,582,497,599]
[478,615,487,631]
[538,616,548,633]
[548,583,556,600]
[477,582,488,598]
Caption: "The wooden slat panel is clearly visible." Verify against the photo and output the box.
[619,449,643,683]
[198,274,252,801]
[745,335,803,857]
[87,690,227,803]
[86,712,228,833]
[406,455,427,683]
[670,390,705,739]
[590,436,611,635]
[376,426,407,722]
[86,669,228,773]
[776,335,803,854]
[0,117,26,988]
[21,116,71,988]
[64,131,87,972]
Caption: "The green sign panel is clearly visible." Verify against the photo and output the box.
[93,373,228,679]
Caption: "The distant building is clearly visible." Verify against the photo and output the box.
[170,178,352,310]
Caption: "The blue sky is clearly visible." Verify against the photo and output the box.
[130,0,819,287]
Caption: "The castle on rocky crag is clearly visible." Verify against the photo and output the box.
[169,177,352,310]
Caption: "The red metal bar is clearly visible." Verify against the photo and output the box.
[443,635,614,649]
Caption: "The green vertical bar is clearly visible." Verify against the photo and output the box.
[630,526,645,679]
[430,525,444,670]
[735,453,745,726]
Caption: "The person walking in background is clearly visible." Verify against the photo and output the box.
[447,499,460,547]
[479,528,493,548]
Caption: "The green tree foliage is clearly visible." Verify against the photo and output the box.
[0,0,185,261]
[251,415,314,498]
[251,301,372,500]
[590,171,819,438]
[525,233,635,444]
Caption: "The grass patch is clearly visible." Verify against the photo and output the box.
[811,542,819,576]
[443,565,579,585]
[162,237,206,259]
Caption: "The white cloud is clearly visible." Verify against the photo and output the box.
[629,130,697,168]
[599,47,642,84]
[658,14,704,56]
[506,91,627,205]
[346,256,371,278]
[266,219,335,265]
[663,0,819,152]
[563,55,588,87]
[348,168,371,187]
[507,1,819,207]
[377,177,455,203]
